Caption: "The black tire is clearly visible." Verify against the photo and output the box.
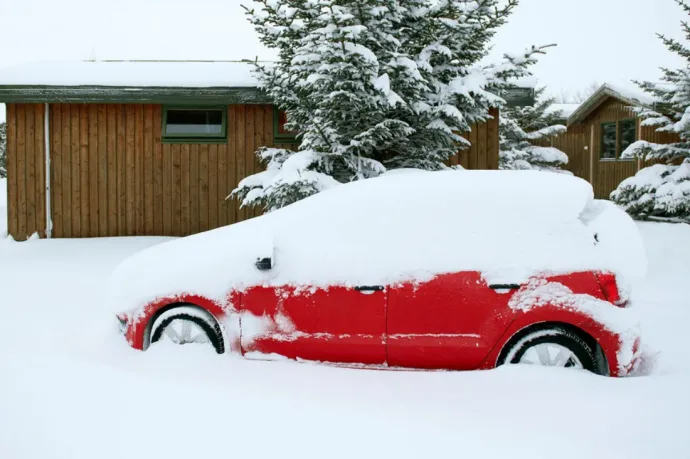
[150,309,225,354]
[497,326,603,375]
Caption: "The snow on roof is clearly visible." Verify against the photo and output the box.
[567,83,656,125]
[110,170,646,316]
[0,61,261,88]
[603,82,655,106]
[546,103,580,119]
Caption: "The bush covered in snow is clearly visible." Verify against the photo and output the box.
[611,0,690,220]
[232,0,551,212]
[499,87,569,173]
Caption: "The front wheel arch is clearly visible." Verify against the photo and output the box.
[144,303,225,354]
[496,321,609,376]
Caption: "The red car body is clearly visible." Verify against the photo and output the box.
[119,269,640,377]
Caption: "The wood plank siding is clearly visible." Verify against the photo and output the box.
[6,104,500,240]
[550,98,681,199]
[5,103,47,239]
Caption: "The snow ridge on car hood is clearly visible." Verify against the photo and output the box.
[109,170,646,314]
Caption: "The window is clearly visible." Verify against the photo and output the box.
[618,119,637,159]
[600,122,617,160]
[162,107,227,143]
[273,107,299,143]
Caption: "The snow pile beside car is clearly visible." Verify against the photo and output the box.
[110,170,646,314]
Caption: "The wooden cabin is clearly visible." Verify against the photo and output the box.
[548,84,680,199]
[0,61,501,241]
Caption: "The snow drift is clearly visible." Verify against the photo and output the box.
[110,170,646,314]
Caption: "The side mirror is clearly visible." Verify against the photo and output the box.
[255,257,273,271]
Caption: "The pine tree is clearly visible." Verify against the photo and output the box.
[234,0,551,212]
[499,87,569,173]
[0,122,6,179]
[612,0,690,219]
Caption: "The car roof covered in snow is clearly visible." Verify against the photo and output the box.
[109,170,646,315]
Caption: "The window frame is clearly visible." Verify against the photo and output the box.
[273,106,299,143]
[162,105,228,144]
[600,121,618,161]
[617,118,637,161]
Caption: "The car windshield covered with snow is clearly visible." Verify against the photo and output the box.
[111,170,646,377]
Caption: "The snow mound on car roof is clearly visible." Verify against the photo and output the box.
[110,170,646,313]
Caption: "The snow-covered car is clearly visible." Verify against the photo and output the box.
[112,170,646,376]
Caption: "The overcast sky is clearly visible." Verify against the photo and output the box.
[0,0,685,123]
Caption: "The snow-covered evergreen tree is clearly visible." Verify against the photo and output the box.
[233,0,551,212]
[0,122,6,179]
[499,87,569,173]
[612,0,690,220]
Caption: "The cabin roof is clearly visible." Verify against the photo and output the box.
[566,83,654,125]
[0,60,270,104]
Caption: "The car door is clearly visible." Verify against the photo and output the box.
[240,284,387,365]
[386,271,515,370]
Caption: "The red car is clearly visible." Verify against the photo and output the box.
[112,171,645,376]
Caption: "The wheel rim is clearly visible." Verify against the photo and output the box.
[518,343,583,368]
[163,318,210,345]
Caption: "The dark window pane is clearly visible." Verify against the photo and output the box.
[619,119,637,157]
[277,110,298,136]
[165,109,224,136]
[601,123,617,159]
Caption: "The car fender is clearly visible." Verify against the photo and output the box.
[479,305,635,376]
[125,294,230,351]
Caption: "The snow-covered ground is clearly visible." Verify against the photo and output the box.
[0,200,689,458]
[0,178,6,238]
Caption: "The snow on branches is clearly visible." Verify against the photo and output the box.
[612,0,690,220]
[232,0,550,211]
[499,88,569,173]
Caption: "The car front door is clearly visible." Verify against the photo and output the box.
[386,271,515,370]
[240,284,387,365]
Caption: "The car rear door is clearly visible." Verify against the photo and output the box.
[386,272,515,370]
[240,284,387,365]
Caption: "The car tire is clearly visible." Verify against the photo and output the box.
[149,306,225,354]
[497,326,603,375]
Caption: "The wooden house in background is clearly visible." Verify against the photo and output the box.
[548,84,680,198]
[0,61,501,241]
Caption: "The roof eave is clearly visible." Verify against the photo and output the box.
[566,84,651,126]
[0,85,271,104]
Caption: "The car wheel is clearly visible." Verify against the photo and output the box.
[149,306,225,354]
[497,326,602,374]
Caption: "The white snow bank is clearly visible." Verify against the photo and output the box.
[0,61,260,88]
[2,222,690,459]
[0,178,6,238]
[110,170,645,314]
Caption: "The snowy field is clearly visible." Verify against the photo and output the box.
[0,195,689,458]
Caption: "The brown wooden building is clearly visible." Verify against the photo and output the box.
[0,61,500,241]
[549,84,680,198]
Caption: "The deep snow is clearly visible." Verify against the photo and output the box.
[0,204,689,458]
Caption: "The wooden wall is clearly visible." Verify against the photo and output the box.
[5,104,47,239]
[550,98,681,199]
[6,103,500,240]
[449,107,500,170]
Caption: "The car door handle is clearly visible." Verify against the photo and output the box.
[354,285,384,292]
[489,284,521,290]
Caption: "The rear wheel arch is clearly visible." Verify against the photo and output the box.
[496,321,609,375]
